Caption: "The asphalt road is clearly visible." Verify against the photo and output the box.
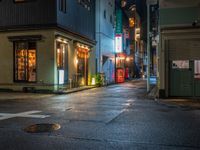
[0,80,200,150]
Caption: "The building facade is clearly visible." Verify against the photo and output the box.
[0,0,96,92]
[95,0,115,84]
[158,0,200,97]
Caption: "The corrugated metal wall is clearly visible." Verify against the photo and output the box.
[0,0,56,27]
[169,39,200,60]
[0,0,95,41]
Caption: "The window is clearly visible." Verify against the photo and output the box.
[104,10,106,19]
[59,0,67,13]
[14,42,36,82]
[56,42,66,69]
[77,0,91,11]
[110,15,112,24]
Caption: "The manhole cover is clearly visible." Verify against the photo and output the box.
[24,123,61,133]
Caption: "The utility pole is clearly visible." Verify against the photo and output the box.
[146,0,157,92]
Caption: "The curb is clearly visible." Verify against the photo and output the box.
[154,98,200,110]
[54,86,97,94]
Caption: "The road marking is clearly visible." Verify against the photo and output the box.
[0,110,50,121]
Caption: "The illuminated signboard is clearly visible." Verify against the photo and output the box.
[58,69,64,85]
[115,34,122,53]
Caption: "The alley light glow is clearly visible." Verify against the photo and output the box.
[129,18,135,27]
[135,28,140,41]
[115,34,122,53]
[126,57,130,62]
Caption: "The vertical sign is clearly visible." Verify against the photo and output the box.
[115,9,123,53]
[116,9,122,34]
[115,34,122,53]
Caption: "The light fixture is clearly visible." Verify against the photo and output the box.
[126,57,130,62]
[76,59,78,64]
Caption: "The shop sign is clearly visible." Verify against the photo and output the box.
[58,69,64,85]
[116,9,122,34]
[115,34,123,53]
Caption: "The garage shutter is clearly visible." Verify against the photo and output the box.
[169,39,200,60]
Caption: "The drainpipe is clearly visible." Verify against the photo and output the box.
[147,2,150,92]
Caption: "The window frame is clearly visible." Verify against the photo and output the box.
[14,41,37,83]
[56,42,66,69]
[59,0,67,13]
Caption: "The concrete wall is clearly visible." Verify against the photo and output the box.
[158,3,200,96]
[0,30,55,91]
[95,0,115,83]
[160,7,199,27]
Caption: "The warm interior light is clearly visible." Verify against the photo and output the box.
[91,77,96,85]
[126,57,130,62]
[76,59,78,64]
[135,28,141,41]
[81,78,85,85]
[129,18,135,27]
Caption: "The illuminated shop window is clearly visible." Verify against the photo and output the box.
[14,42,36,82]
[76,44,90,86]
[129,18,135,27]
[116,57,125,68]
[56,42,66,69]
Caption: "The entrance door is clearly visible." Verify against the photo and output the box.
[169,60,193,97]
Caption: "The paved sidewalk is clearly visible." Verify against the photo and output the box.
[0,92,53,100]
[0,86,97,100]
[58,86,96,94]
[156,98,200,109]
[147,85,200,109]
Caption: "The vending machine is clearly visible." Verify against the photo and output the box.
[116,68,125,83]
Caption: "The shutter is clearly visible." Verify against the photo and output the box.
[169,39,200,60]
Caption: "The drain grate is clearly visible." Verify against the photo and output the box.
[24,123,61,133]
